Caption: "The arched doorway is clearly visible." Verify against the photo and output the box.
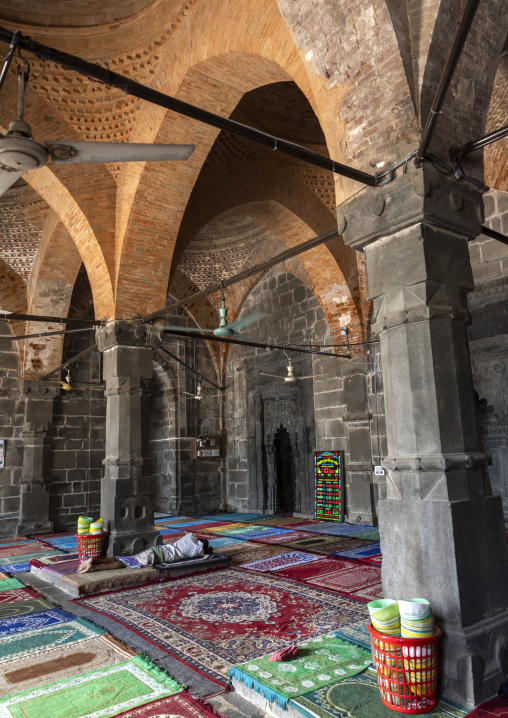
[273,424,296,513]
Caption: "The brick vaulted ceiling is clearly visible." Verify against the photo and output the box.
[0,0,507,377]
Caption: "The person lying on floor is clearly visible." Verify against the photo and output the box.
[78,533,213,573]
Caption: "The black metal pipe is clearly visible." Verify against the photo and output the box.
[0,327,93,344]
[0,26,377,187]
[416,0,481,162]
[478,225,508,247]
[0,30,19,94]
[162,325,351,358]
[144,228,339,322]
[157,346,224,390]
[451,122,508,161]
[0,311,102,325]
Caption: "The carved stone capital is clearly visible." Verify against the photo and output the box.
[341,164,483,251]
[97,320,161,352]
[21,380,60,400]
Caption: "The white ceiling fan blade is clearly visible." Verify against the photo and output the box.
[259,372,285,378]
[47,142,195,165]
[0,167,24,198]
[228,312,268,332]
[298,375,314,380]
[183,391,198,397]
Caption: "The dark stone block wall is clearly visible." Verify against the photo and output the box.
[49,332,105,530]
[468,190,508,520]
[0,324,23,537]
[225,267,386,522]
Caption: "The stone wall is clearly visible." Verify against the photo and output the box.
[468,190,508,520]
[0,324,23,537]
[50,332,105,530]
[224,267,385,521]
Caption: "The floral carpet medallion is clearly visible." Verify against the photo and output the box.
[77,569,367,686]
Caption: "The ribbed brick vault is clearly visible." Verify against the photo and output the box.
[0,0,507,380]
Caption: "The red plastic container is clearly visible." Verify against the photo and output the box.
[76,533,106,563]
[368,622,441,714]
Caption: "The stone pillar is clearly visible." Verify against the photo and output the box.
[342,366,376,524]
[341,164,508,706]
[18,381,58,535]
[97,321,161,556]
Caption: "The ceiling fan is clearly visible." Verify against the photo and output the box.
[259,348,314,384]
[0,65,194,198]
[182,379,221,401]
[57,368,104,391]
[163,287,266,341]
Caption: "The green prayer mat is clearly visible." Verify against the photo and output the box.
[0,617,104,664]
[229,635,371,708]
[0,578,24,592]
[0,654,182,718]
[290,666,468,718]
[0,550,63,566]
[0,598,53,620]
[351,530,380,541]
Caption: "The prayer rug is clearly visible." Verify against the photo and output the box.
[327,539,375,553]
[352,530,380,541]
[298,564,382,602]
[0,574,8,580]
[275,559,383,601]
[260,518,324,529]
[42,537,79,551]
[200,523,252,534]
[0,633,137,696]
[113,693,229,718]
[303,524,376,536]
[280,535,356,555]
[0,608,73,636]
[290,666,468,718]
[208,537,246,548]
[76,568,367,687]
[229,634,371,708]
[163,520,229,530]
[0,654,182,718]
[237,551,322,572]
[0,587,39,606]
[0,542,49,558]
[26,532,73,540]
[359,554,382,566]
[218,543,289,566]
[44,553,80,563]
[250,530,318,545]
[39,560,81,577]
[331,543,381,562]
[0,597,53,620]
[0,541,32,550]
[465,695,508,716]
[154,516,191,523]
[0,578,24,591]
[158,528,184,535]
[0,537,33,545]
[333,618,372,651]
[0,550,64,567]
[193,513,268,522]
[0,617,104,663]
[226,528,293,541]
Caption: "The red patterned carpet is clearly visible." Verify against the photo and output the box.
[113,693,228,718]
[275,557,383,601]
[75,568,368,687]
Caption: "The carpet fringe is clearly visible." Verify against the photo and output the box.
[228,666,287,708]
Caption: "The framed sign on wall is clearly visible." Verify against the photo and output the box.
[314,450,344,522]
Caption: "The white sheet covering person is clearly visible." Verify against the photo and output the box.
[78,533,212,573]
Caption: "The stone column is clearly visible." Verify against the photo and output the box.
[17,381,58,535]
[97,320,161,556]
[342,164,508,706]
